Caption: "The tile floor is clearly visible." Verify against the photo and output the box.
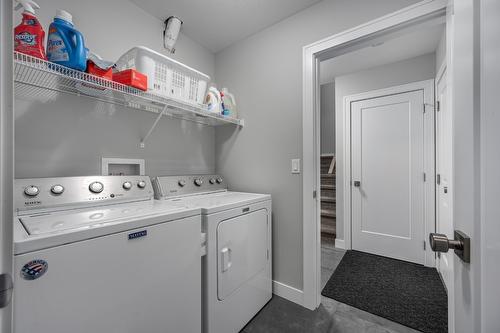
[241,239,421,333]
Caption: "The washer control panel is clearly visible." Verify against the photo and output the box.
[152,175,227,199]
[15,176,153,212]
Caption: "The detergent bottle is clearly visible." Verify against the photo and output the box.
[221,88,237,118]
[14,0,46,60]
[46,10,88,71]
[204,86,222,114]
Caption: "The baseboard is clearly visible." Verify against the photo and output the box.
[272,280,304,306]
[335,239,346,249]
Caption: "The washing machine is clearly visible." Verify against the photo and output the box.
[152,175,272,333]
[13,176,203,333]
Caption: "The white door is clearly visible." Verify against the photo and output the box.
[435,68,454,298]
[217,209,268,300]
[0,0,14,331]
[351,90,426,264]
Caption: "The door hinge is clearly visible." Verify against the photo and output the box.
[437,174,441,185]
[436,101,441,112]
[424,240,426,250]
[0,273,13,308]
[267,249,270,260]
[423,103,426,113]
[313,190,317,199]
[423,173,426,182]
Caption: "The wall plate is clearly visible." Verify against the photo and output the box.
[101,158,145,176]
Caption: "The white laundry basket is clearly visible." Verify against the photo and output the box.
[115,46,209,105]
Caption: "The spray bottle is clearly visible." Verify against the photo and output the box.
[14,0,46,60]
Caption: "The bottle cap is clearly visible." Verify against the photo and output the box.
[15,0,40,15]
[56,9,73,23]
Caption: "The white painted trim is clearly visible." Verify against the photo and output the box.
[342,80,436,267]
[436,57,447,85]
[302,0,447,310]
[0,0,14,329]
[334,239,345,249]
[272,280,304,306]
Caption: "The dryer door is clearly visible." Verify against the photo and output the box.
[217,209,268,300]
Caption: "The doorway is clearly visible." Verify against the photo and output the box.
[303,0,451,320]
[311,10,450,328]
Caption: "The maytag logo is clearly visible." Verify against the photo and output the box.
[128,230,147,240]
[24,200,42,206]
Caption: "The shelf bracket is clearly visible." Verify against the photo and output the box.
[140,105,169,148]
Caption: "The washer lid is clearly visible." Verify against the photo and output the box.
[167,191,271,214]
[19,201,186,236]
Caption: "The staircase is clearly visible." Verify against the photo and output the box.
[321,154,336,239]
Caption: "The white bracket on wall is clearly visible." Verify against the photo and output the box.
[140,105,169,148]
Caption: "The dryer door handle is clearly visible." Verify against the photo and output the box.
[221,247,232,272]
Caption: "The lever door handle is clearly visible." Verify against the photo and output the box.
[429,230,470,263]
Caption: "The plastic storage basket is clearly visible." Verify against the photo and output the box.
[115,46,209,105]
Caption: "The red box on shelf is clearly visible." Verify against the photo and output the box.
[112,69,148,91]
[86,61,113,80]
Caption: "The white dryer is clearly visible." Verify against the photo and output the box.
[13,176,202,333]
[152,175,272,333]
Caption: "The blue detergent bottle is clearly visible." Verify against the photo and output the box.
[46,10,87,71]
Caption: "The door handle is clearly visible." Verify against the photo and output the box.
[353,180,361,187]
[221,247,232,272]
[429,230,470,263]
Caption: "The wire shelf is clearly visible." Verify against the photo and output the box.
[13,52,244,129]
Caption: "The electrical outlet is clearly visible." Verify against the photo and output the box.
[291,159,300,174]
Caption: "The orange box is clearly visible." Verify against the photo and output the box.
[86,61,113,80]
[112,69,148,91]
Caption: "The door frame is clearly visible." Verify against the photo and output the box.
[342,80,436,267]
[0,0,15,330]
[302,0,447,310]
[435,60,455,332]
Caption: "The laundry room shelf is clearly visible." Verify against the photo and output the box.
[13,52,244,130]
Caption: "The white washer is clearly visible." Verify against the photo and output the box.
[152,175,272,333]
[13,176,202,333]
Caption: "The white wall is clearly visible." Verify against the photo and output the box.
[320,82,335,154]
[333,53,436,240]
[214,0,421,290]
[14,0,216,178]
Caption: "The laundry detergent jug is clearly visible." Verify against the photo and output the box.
[47,10,87,71]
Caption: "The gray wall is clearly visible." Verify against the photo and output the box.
[435,29,446,73]
[214,0,421,290]
[334,52,436,240]
[320,83,335,154]
[15,0,216,178]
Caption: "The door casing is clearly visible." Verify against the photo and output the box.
[0,0,14,331]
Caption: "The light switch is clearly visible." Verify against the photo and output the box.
[291,159,301,174]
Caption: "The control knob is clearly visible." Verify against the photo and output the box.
[209,178,216,184]
[89,181,104,193]
[24,185,39,197]
[216,177,223,184]
[194,178,203,186]
[122,181,132,190]
[50,184,65,195]
[178,180,186,187]
[137,180,147,189]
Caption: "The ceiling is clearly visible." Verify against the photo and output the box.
[320,24,445,84]
[130,0,322,53]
